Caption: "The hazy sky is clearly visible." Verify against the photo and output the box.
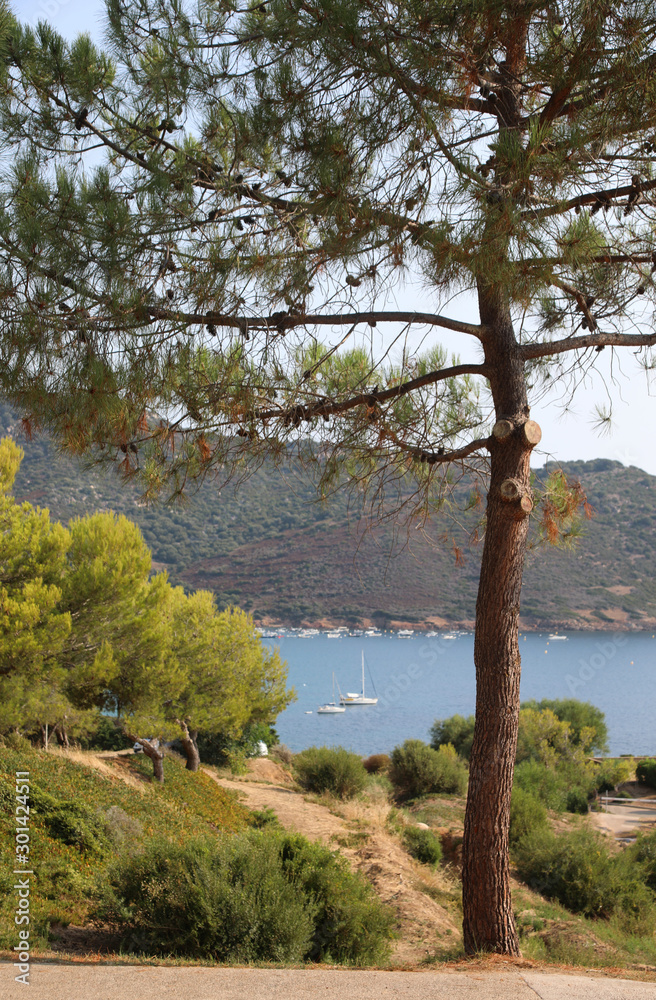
[15,0,656,476]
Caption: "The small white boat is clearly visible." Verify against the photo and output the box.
[339,652,378,706]
[326,631,341,638]
[305,710,313,714]
[317,673,346,714]
[441,632,457,639]
[397,629,414,636]
[548,634,568,640]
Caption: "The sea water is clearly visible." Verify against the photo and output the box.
[265,631,656,756]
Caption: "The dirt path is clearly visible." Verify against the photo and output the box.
[208,762,461,965]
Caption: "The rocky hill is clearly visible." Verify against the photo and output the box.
[2,404,655,630]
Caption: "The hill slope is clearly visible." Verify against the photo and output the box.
[2,405,655,629]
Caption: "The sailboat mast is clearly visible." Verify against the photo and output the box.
[361,650,365,697]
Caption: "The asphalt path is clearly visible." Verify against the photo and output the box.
[2,964,656,1000]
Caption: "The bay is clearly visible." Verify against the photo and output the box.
[265,631,656,756]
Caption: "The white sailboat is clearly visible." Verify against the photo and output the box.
[317,673,346,714]
[339,652,378,706]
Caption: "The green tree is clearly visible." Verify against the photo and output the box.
[3,1,656,952]
[430,714,476,761]
[0,437,70,681]
[56,510,182,777]
[165,588,293,771]
[521,697,609,755]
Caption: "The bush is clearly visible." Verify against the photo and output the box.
[363,754,390,774]
[80,716,133,752]
[402,826,442,867]
[97,831,394,964]
[30,786,109,853]
[279,833,394,963]
[509,787,549,845]
[389,740,468,800]
[269,743,294,765]
[625,830,656,891]
[294,746,367,799]
[513,758,591,813]
[521,698,609,755]
[566,788,589,814]
[513,827,655,929]
[636,759,656,789]
[429,715,475,761]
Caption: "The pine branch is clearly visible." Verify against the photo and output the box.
[253,364,488,423]
[148,307,488,339]
[382,432,491,466]
[521,176,656,222]
[521,331,656,361]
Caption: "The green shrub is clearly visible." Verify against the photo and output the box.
[98,831,394,964]
[636,759,656,789]
[429,714,475,761]
[80,716,133,751]
[513,827,655,929]
[509,787,549,845]
[521,698,609,754]
[566,788,589,814]
[98,834,313,961]
[363,753,390,774]
[389,740,468,800]
[624,830,656,892]
[30,786,109,853]
[247,807,281,829]
[402,826,442,867]
[294,746,367,799]
[513,758,580,812]
[279,833,394,963]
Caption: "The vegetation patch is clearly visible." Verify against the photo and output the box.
[389,741,468,800]
[294,746,367,799]
[96,831,394,965]
[0,743,247,951]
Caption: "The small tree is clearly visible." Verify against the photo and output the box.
[165,588,293,770]
[0,438,70,682]
[2,1,656,951]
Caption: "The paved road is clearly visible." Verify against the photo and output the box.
[2,964,655,1000]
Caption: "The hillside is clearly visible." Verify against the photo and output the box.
[2,404,655,630]
[0,741,248,954]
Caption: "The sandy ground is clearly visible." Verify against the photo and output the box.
[589,803,656,839]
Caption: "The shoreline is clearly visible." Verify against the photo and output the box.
[255,616,656,635]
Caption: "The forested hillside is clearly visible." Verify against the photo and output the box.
[3,405,655,630]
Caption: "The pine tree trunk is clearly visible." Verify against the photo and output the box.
[139,740,165,783]
[461,290,536,955]
[54,724,69,749]
[179,723,200,772]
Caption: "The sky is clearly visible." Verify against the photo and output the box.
[14,0,656,477]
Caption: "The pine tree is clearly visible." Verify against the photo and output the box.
[2,0,656,951]
[164,589,293,771]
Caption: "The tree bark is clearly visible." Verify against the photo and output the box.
[461,288,536,955]
[179,722,201,772]
[135,738,165,783]
[54,724,69,748]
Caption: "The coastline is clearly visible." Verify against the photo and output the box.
[255,613,656,634]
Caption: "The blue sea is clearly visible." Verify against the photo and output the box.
[264,631,656,756]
